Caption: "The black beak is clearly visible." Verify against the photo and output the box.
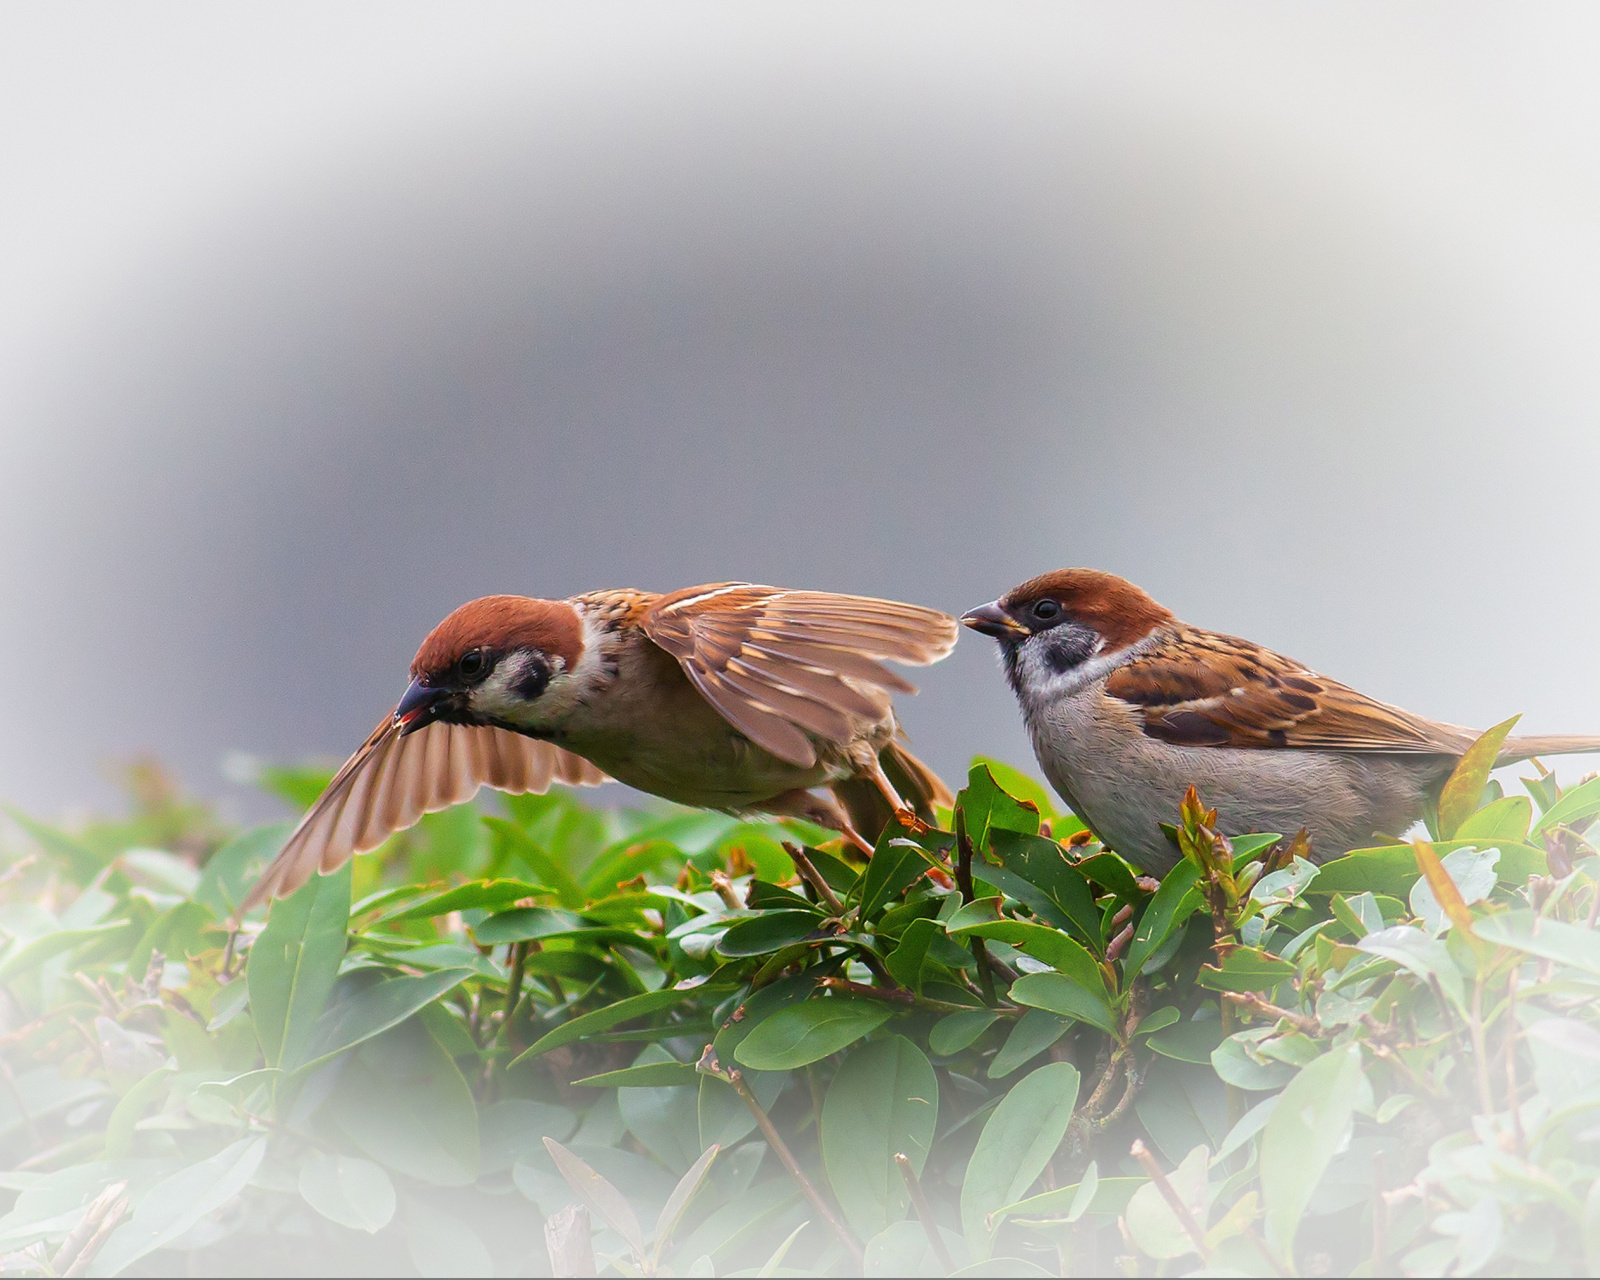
[394,677,454,734]
[961,601,1029,640]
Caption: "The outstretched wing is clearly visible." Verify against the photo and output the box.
[1105,626,1471,754]
[243,717,606,909]
[642,583,959,768]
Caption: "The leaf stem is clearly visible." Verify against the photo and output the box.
[502,940,529,1027]
[895,1153,954,1272]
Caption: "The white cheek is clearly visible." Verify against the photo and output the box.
[468,653,544,722]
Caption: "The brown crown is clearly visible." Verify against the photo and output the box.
[411,596,585,677]
[1000,569,1176,651]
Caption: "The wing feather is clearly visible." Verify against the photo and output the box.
[643,583,957,767]
[1106,626,1470,754]
[243,717,607,909]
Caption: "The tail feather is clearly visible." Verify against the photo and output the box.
[1497,735,1600,766]
[831,741,952,842]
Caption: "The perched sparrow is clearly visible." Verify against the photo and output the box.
[246,583,957,904]
[963,569,1600,875]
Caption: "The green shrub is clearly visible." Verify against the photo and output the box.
[1,736,1598,1277]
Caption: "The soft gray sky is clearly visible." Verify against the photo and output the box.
[3,4,1600,820]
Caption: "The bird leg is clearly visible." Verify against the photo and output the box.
[755,789,875,857]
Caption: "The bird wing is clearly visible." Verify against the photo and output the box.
[1104,626,1471,754]
[243,717,605,909]
[641,583,959,768]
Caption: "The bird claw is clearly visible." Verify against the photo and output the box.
[894,806,930,835]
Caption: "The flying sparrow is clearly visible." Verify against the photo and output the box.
[963,569,1600,875]
[246,583,957,904]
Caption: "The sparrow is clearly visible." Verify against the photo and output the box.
[962,569,1600,875]
[245,583,958,905]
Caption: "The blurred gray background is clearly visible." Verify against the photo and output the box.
[3,3,1600,822]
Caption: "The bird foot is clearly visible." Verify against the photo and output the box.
[894,806,931,835]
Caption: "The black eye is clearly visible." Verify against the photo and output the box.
[1031,599,1061,622]
[457,649,486,680]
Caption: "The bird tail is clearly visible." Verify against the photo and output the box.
[1496,735,1600,766]
[831,741,953,841]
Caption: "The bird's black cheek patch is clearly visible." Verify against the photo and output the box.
[1040,627,1097,675]
[513,658,551,701]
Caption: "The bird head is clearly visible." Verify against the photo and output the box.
[396,595,586,734]
[961,569,1174,701]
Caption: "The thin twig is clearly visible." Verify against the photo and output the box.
[701,1048,862,1267]
[1130,1140,1211,1262]
[1222,990,1324,1038]
[50,1181,126,1275]
[783,844,844,916]
[896,1153,954,1273]
[60,1193,128,1278]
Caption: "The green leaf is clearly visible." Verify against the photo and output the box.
[1146,1017,1227,1065]
[716,910,824,957]
[982,829,1103,946]
[1133,1006,1180,1037]
[945,900,1109,997]
[988,1009,1070,1078]
[245,859,351,1069]
[929,1008,1001,1056]
[515,985,727,1064]
[5,808,105,881]
[989,1174,1144,1226]
[886,917,943,991]
[482,817,586,909]
[1356,925,1465,1009]
[1437,717,1520,838]
[293,968,473,1072]
[577,1061,700,1088]
[1007,973,1118,1035]
[298,1153,396,1234]
[733,998,894,1070]
[958,762,1042,851]
[1211,1031,1297,1091]
[332,1019,479,1185]
[1196,946,1296,993]
[821,1036,940,1240]
[401,1197,494,1278]
[1455,796,1533,843]
[194,823,290,918]
[1075,853,1144,902]
[652,1143,720,1264]
[1260,1044,1364,1252]
[1532,776,1600,838]
[472,906,635,945]
[856,839,931,920]
[89,1137,266,1276]
[127,901,213,983]
[0,920,135,984]
[1124,862,1202,977]
[381,879,549,922]
[101,1065,175,1160]
[970,758,1059,819]
[1473,910,1600,977]
[543,1136,648,1261]
[960,1060,1080,1258]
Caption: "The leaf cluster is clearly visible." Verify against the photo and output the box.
[0,741,1599,1276]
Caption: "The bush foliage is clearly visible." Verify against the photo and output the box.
[2,731,1600,1276]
